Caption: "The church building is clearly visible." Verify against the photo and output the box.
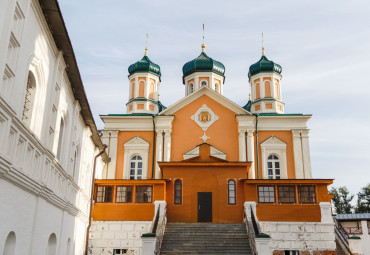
[89,42,337,254]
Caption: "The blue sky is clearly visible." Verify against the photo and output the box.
[59,0,370,195]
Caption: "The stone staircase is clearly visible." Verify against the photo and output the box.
[160,223,252,254]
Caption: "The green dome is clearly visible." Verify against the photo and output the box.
[248,55,282,78]
[128,55,161,78]
[182,52,225,77]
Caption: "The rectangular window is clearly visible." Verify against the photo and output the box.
[136,186,152,203]
[96,186,113,203]
[116,186,133,203]
[113,249,127,254]
[284,251,299,255]
[258,186,275,203]
[298,186,316,203]
[278,186,296,203]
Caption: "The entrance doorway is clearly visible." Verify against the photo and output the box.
[197,192,212,222]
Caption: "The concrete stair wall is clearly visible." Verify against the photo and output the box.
[160,223,252,254]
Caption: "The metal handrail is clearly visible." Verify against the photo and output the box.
[153,204,167,255]
[333,217,353,255]
[244,207,258,255]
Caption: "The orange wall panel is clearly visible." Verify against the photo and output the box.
[163,166,248,223]
[139,81,145,97]
[265,81,271,97]
[115,131,154,179]
[171,95,240,162]
[137,104,144,110]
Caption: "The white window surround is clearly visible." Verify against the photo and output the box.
[189,83,194,94]
[200,80,208,87]
[260,136,287,179]
[123,136,149,179]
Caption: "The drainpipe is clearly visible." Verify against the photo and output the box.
[151,114,156,179]
[254,114,260,179]
[85,144,107,255]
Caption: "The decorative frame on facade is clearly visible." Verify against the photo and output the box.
[260,136,288,179]
[123,136,149,179]
[191,104,219,131]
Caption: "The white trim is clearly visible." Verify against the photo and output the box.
[123,136,149,179]
[190,104,219,131]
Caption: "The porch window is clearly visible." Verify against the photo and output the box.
[116,186,133,203]
[96,186,113,203]
[228,180,236,205]
[298,186,316,203]
[258,186,275,203]
[136,186,152,203]
[174,180,182,204]
[278,186,296,203]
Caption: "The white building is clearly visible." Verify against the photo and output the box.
[0,0,107,254]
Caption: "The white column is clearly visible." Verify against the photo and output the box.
[246,129,255,179]
[163,129,171,162]
[238,129,246,162]
[292,129,304,179]
[155,129,163,179]
[320,202,333,223]
[301,129,312,178]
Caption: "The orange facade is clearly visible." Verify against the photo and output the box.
[171,95,240,162]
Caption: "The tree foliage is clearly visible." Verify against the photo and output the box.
[329,186,354,214]
[355,184,370,213]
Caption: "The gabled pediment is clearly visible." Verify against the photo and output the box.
[124,136,149,147]
[183,143,227,160]
[159,86,251,116]
[261,136,286,149]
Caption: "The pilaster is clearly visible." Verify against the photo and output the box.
[238,129,246,162]
[292,129,304,179]
[155,129,163,179]
[163,129,171,162]
[246,129,255,179]
[301,129,312,178]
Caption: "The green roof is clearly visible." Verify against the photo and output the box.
[248,55,282,78]
[182,52,225,77]
[128,55,161,78]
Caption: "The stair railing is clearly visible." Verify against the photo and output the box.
[333,216,353,255]
[152,203,167,254]
[244,206,259,255]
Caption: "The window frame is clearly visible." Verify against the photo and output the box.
[298,185,316,204]
[95,185,114,203]
[267,154,281,179]
[228,179,236,205]
[174,179,182,205]
[258,185,276,203]
[116,186,133,203]
[189,83,194,94]
[200,80,208,87]
[136,186,152,203]
[278,185,296,204]
[129,154,143,180]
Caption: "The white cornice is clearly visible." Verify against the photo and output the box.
[101,115,154,131]
[159,86,251,116]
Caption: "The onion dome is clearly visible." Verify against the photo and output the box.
[128,49,161,78]
[248,53,282,78]
[182,51,225,77]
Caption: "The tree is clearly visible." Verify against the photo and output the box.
[355,184,370,213]
[329,186,354,214]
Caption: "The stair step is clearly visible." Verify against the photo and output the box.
[160,223,252,255]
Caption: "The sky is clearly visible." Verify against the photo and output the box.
[58,0,370,196]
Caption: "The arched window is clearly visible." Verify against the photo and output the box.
[47,233,57,255]
[267,155,280,179]
[174,180,182,204]
[57,118,64,160]
[3,231,16,255]
[22,71,36,127]
[265,81,271,97]
[129,155,142,180]
[228,180,236,204]
[215,83,219,93]
[256,83,260,99]
[189,83,194,94]
[201,81,207,87]
[72,147,79,179]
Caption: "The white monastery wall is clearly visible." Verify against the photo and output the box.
[89,221,152,255]
[0,0,103,254]
[260,221,336,252]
